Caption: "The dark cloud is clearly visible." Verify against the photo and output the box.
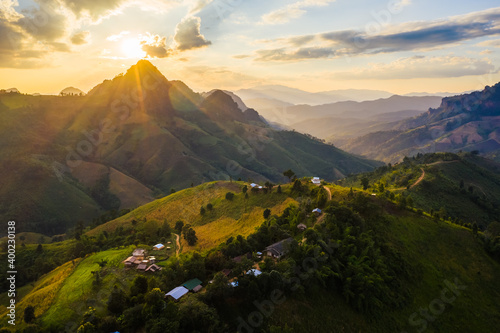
[174,16,211,51]
[256,47,336,61]
[256,8,500,61]
[71,31,90,45]
[14,3,68,42]
[141,35,170,58]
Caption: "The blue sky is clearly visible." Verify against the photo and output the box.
[1,0,499,95]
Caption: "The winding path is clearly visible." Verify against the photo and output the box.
[174,233,180,257]
[324,186,332,200]
[410,168,425,189]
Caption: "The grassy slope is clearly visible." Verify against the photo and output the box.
[88,181,297,253]
[41,246,135,329]
[0,259,80,328]
[269,209,500,332]
[0,232,51,245]
[340,154,500,227]
[4,180,500,332]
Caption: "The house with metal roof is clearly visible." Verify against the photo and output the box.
[153,244,165,250]
[183,278,202,291]
[312,208,322,215]
[246,269,262,276]
[264,237,294,259]
[165,286,189,301]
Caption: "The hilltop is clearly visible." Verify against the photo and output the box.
[1,178,499,332]
[0,60,380,235]
[340,152,500,228]
[341,83,500,163]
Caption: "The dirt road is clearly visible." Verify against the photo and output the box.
[174,233,180,256]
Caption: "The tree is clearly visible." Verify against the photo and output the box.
[200,206,206,216]
[360,177,369,190]
[292,179,304,192]
[77,323,97,333]
[242,185,248,194]
[159,221,172,237]
[107,286,126,315]
[378,182,385,193]
[473,222,479,236]
[170,188,176,194]
[263,208,271,219]
[265,181,273,193]
[185,228,198,246]
[283,169,295,182]
[175,220,184,233]
[225,192,235,200]
[207,203,213,211]
[206,272,231,304]
[143,288,165,319]
[24,305,35,324]
[130,276,148,296]
[277,185,282,194]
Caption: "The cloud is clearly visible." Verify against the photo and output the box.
[107,31,130,41]
[255,7,500,61]
[141,34,170,58]
[71,31,90,45]
[256,47,336,62]
[332,56,495,80]
[233,54,250,59]
[174,16,211,51]
[261,0,335,25]
[0,1,65,67]
[58,0,128,21]
[478,39,500,48]
[14,2,68,42]
[391,0,412,12]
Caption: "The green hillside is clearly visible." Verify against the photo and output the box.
[0,60,380,235]
[340,152,500,228]
[2,178,499,332]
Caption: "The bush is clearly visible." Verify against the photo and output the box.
[225,192,235,200]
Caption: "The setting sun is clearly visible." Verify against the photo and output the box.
[121,38,146,59]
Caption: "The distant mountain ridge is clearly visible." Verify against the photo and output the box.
[0,60,381,234]
[236,85,394,106]
[341,83,500,162]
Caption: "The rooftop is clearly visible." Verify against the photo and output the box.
[183,278,203,291]
[166,286,189,300]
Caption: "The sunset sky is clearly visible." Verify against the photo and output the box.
[1,0,500,95]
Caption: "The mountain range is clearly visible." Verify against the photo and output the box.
[341,83,500,163]
[0,60,380,234]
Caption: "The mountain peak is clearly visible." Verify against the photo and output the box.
[124,59,167,81]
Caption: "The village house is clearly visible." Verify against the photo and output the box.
[264,237,294,259]
[311,177,321,185]
[165,286,189,301]
[145,264,162,273]
[153,243,165,250]
[246,269,262,277]
[123,256,136,267]
[133,248,146,259]
[312,208,322,216]
[297,223,307,231]
[183,278,203,293]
